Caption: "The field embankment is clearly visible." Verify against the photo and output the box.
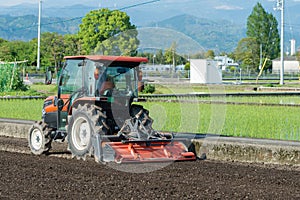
[1,118,299,166]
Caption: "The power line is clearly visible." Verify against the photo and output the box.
[119,0,159,11]
[10,0,160,32]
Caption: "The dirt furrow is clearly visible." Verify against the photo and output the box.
[0,136,299,199]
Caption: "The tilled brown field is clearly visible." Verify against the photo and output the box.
[0,136,300,200]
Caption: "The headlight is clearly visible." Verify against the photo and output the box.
[42,108,46,117]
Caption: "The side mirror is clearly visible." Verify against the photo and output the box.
[54,97,64,111]
[57,99,64,111]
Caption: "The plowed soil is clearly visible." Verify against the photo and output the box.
[0,136,299,200]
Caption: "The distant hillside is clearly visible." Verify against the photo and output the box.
[0,15,80,41]
[0,1,299,52]
[0,14,245,53]
[147,14,246,53]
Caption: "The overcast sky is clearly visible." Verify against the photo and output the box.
[1,0,299,7]
[0,0,96,7]
[0,0,299,10]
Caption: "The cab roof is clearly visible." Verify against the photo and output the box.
[64,55,148,63]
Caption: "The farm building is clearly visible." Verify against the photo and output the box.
[272,56,299,74]
[214,55,239,71]
[140,64,171,72]
[190,59,222,84]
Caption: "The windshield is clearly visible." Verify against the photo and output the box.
[106,66,137,96]
[59,59,83,94]
[94,64,138,97]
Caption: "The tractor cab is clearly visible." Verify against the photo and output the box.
[54,55,147,134]
[59,56,141,99]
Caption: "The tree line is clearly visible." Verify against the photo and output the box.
[1,3,298,74]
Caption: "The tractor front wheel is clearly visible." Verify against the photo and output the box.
[28,121,51,155]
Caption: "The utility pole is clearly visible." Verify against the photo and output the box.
[37,0,42,70]
[152,54,156,67]
[275,0,284,85]
[259,44,262,70]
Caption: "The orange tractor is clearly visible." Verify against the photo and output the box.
[28,55,196,163]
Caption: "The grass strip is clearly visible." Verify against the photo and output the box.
[0,99,299,141]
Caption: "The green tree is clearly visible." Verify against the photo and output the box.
[164,43,176,67]
[78,8,137,55]
[136,52,156,64]
[154,49,164,64]
[234,37,260,72]
[184,62,190,70]
[296,51,300,62]
[95,29,139,56]
[40,32,65,69]
[63,34,81,57]
[12,41,35,63]
[0,41,12,61]
[246,2,280,70]
[26,40,38,66]
[189,51,205,59]
[205,49,215,59]
[164,42,187,71]
[31,33,80,70]
[0,40,33,62]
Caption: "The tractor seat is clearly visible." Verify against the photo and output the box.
[100,81,115,96]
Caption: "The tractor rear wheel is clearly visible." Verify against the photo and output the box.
[67,104,104,160]
[28,121,52,155]
[130,105,153,129]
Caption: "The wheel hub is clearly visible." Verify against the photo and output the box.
[31,129,43,150]
[72,117,91,150]
[79,122,89,146]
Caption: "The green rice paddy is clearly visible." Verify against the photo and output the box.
[0,96,299,141]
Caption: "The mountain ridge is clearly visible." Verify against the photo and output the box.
[0,13,244,52]
[0,2,299,53]
[145,14,245,52]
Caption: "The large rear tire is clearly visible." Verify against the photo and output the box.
[130,105,153,128]
[67,104,104,160]
[28,121,51,155]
